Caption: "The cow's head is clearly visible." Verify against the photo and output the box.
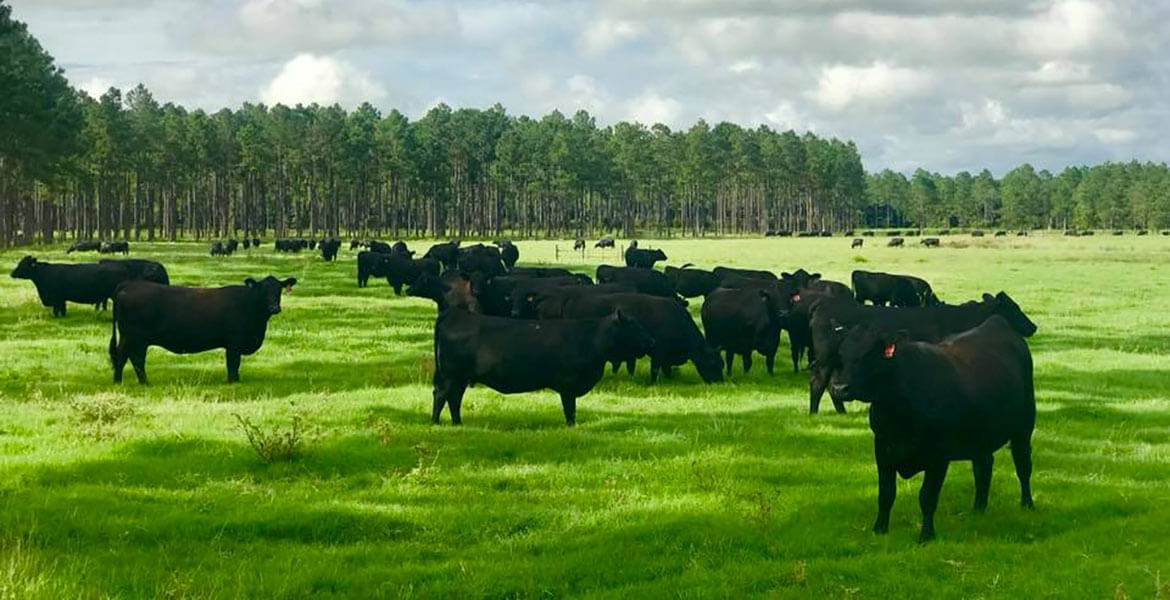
[985,292,1037,337]
[830,322,906,403]
[649,249,667,262]
[757,287,789,328]
[11,256,37,279]
[245,276,297,315]
[607,308,655,357]
[406,273,445,303]
[693,344,725,383]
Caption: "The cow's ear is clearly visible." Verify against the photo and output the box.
[244,278,257,288]
[810,273,822,281]
[281,278,298,290]
[995,291,1009,302]
[781,272,792,280]
[982,293,994,302]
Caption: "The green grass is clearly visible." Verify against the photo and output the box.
[1,235,1168,599]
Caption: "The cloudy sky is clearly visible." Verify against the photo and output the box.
[11,0,1168,174]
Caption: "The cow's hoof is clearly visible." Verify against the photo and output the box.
[917,530,935,544]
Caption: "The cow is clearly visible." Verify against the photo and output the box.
[573,239,586,251]
[424,241,462,269]
[507,267,578,279]
[852,270,927,308]
[862,231,875,237]
[357,251,439,293]
[774,230,793,237]
[625,244,667,269]
[596,265,680,301]
[887,231,902,237]
[431,308,654,425]
[252,237,261,248]
[524,283,638,319]
[843,230,855,236]
[712,266,776,283]
[821,231,833,237]
[937,229,951,236]
[210,242,229,257]
[99,259,170,287]
[780,269,820,290]
[920,238,940,247]
[995,231,1008,237]
[275,239,307,253]
[472,274,585,317]
[1137,229,1149,236]
[226,239,239,254]
[497,241,520,270]
[308,239,319,250]
[10,256,167,317]
[99,241,129,255]
[406,272,480,313]
[781,287,855,373]
[702,287,787,376]
[595,238,615,248]
[243,238,252,250]
[904,230,918,237]
[971,230,985,237]
[320,238,342,262]
[1017,230,1030,236]
[1112,230,1124,236]
[851,238,864,249]
[109,276,297,384]
[664,265,719,298]
[831,315,1035,542]
[887,237,905,247]
[67,240,101,253]
[457,244,506,278]
[368,240,392,254]
[555,293,723,384]
[807,291,1037,414]
[351,239,364,251]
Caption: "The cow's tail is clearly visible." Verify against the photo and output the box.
[108,295,119,365]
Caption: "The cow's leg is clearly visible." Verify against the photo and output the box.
[128,346,149,385]
[972,453,994,512]
[764,351,775,376]
[432,376,466,425]
[809,365,829,414]
[392,281,402,296]
[559,393,577,426]
[1010,433,1034,509]
[790,343,802,373]
[917,460,950,543]
[662,364,673,378]
[649,358,661,384]
[873,440,897,534]
[111,338,127,384]
[624,359,635,375]
[724,350,734,375]
[741,353,752,373]
[55,303,66,317]
[447,384,467,425]
[226,350,242,383]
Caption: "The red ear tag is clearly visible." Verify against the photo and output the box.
[792,293,801,302]
[883,344,896,359]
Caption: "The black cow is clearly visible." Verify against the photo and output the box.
[596,265,680,301]
[851,238,863,249]
[67,240,101,253]
[524,283,638,319]
[431,308,653,425]
[406,272,480,313]
[252,236,261,248]
[243,238,252,250]
[369,240,392,254]
[780,268,820,290]
[320,238,342,262]
[210,241,229,257]
[308,239,319,250]
[807,292,1037,414]
[457,245,506,278]
[595,238,615,248]
[887,237,905,247]
[1112,230,1124,236]
[110,276,297,384]
[852,270,927,307]
[937,229,951,235]
[507,267,578,279]
[862,231,875,237]
[226,239,239,254]
[363,252,440,293]
[573,239,586,251]
[664,265,719,298]
[702,287,787,376]
[1137,230,1149,236]
[1017,230,1030,236]
[887,231,902,237]
[712,266,776,283]
[971,230,985,237]
[10,256,165,317]
[391,241,414,257]
[920,238,940,247]
[843,230,855,236]
[556,293,723,384]
[782,286,855,373]
[625,245,667,269]
[995,230,1008,237]
[100,241,130,255]
[275,239,307,253]
[351,239,364,251]
[832,315,1035,542]
[424,241,461,269]
[99,259,170,287]
[497,241,520,270]
[473,274,584,317]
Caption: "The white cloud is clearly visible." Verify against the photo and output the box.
[260,53,385,107]
[626,90,682,126]
[1020,0,1123,57]
[1094,128,1136,144]
[810,61,932,110]
[581,18,643,55]
[1028,61,1092,84]
[764,101,813,131]
[729,59,761,74]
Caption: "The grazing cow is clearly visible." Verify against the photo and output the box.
[595,265,680,301]
[971,230,985,237]
[275,239,307,253]
[356,251,438,290]
[308,239,319,250]
[556,293,723,383]
[497,241,520,270]
[1081,230,1094,236]
[807,291,1037,414]
[1113,230,1124,236]
[831,316,1035,542]
[937,229,951,236]
[862,231,875,237]
[424,241,462,269]
[573,239,586,251]
[406,272,480,313]
[109,276,297,384]
[11,256,166,317]
[851,238,864,249]
[350,239,363,251]
[664,265,719,298]
[702,287,787,376]
[209,242,229,257]
[431,308,654,425]
[764,230,778,237]
[887,231,902,237]
[821,231,833,237]
[995,231,1008,237]
[226,239,239,254]
[243,238,252,250]
[524,283,638,319]
[920,237,940,247]
[887,237,904,247]
[624,244,667,269]
[472,274,584,317]
[1137,230,1149,236]
[843,230,855,236]
[781,286,855,373]
[774,230,793,237]
[1017,230,1029,236]
[797,231,819,238]
[712,266,777,283]
[595,238,615,248]
[100,241,130,255]
[319,238,342,261]
[1162,231,1170,236]
[852,270,928,308]
[1064,230,1079,236]
[67,240,101,253]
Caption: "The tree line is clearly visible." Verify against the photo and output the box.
[2,4,1168,248]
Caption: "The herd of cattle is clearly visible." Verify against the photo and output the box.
[9,237,1042,542]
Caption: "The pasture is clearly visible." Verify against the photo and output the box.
[1,236,1168,598]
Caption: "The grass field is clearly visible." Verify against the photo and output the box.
[1,235,1168,599]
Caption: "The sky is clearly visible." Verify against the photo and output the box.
[10,0,1169,174]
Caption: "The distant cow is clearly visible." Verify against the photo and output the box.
[226,239,239,254]
[1137,230,1149,236]
[252,236,261,248]
[702,287,787,376]
[555,293,723,384]
[596,265,680,301]
[712,266,776,283]
[832,315,1035,542]
[431,308,653,425]
[210,241,230,257]
[243,238,252,250]
[67,240,101,253]
[851,238,863,249]
[320,238,342,262]
[573,239,586,251]
[624,243,667,269]
[497,241,520,270]
[937,229,951,236]
[886,231,901,237]
[1017,230,1029,236]
[595,238,615,248]
[852,270,936,307]
[995,230,1008,237]
[110,276,297,384]
[862,231,875,237]
[507,267,578,279]
[664,265,719,298]
[357,251,439,293]
[10,256,169,317]
[1113,230,1124,236]
[887,237,904,247]
[100,241,129,255]
[275,239,307,253]
[920,237,940,247]
[971,230,985,237]
[424,241,461,269]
